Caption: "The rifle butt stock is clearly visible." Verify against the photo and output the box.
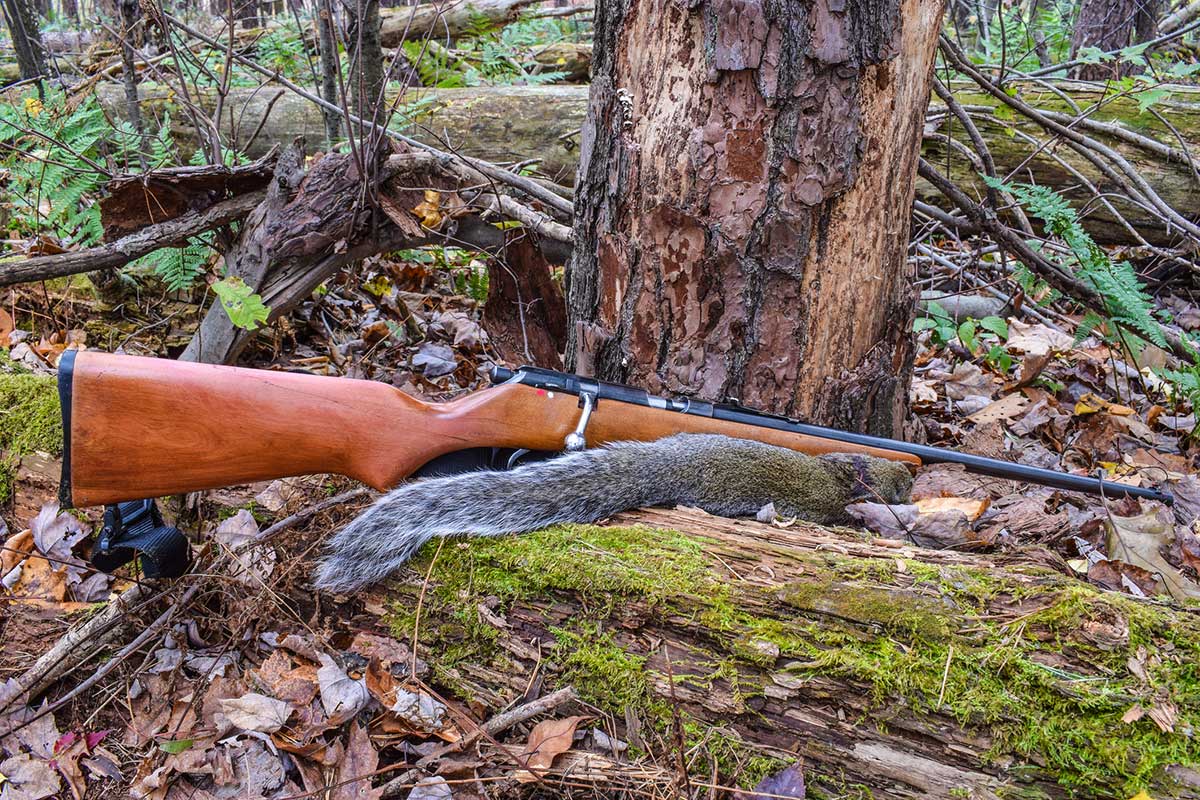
[57,350,581,507]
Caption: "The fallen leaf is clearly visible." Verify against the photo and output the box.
[1122,704,1146,724]
[0,753,61,800]
[407,776,452,800]
[29,504,86,563]
[519,715,586,773]
[412,342,457,378]
[914,496,990,521]
[218,693,293,734]
[213,510,273,585]
[1106,507,1200,601]
[411,190,443,229]
[1087,559,1161,598]
[1006,318,1074,356]
[749,761,805,800]
[942,362,993,401]
[967,393,1028,424]
[1075,392,1135,417]
[332,721,380,800]
[0,308,14,343]
[1148,701,1177,733]
[317,654,370,722]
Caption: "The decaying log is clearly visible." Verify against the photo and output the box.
[0,189,267,287]
[377,0,538,47]
[380,506,1200,799]
[95,82,1200,244]
[99,152,278,239]
[94,84,588,183]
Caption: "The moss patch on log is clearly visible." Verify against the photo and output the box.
[0,369,62,503]
[384,523,1200,795]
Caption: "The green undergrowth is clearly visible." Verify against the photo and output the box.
[0,369,62,503]
[384,524,1200,795]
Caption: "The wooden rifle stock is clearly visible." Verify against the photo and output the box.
[58,351,922,507]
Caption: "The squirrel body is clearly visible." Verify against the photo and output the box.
[313,433,914,593]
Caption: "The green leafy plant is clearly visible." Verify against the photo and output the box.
[914,303,1011,366]
[134,234,216,292]
[0,90,145,248]
[212,276,270,330]
[984,177,1166,352]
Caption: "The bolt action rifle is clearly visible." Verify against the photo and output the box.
[56,350,1172,577]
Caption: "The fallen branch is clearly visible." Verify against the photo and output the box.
[379,687,579,797]
[0,189,267,287]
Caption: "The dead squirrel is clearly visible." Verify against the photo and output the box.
[314,433,914,593]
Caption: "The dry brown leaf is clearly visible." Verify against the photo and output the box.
[332,721,381,800]
[11,556,69,603]
[217,694,293,734]
[517,715,587,779]
[0,307,14,343]
[0,753,61,800]
[967,393,1028,425]
[1006,319,1074,356]
[1122,704,1146,723]
[1106,507,1200,601]
[914,496,990,521]
[1,528,34,577]
[1074,392,1135,417]
[1149,701,1178,733]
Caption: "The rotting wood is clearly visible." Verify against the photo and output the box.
[94,79,1200,245]
[380,506,1200,799]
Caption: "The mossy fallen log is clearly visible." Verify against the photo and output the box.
[0,371,61,505]
[379,506,1200,799]
[95,84,588,187]
[96,81,1198,245]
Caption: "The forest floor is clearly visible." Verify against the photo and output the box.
[2,241,1200,799]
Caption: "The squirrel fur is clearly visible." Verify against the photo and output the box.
[313,433,914,593]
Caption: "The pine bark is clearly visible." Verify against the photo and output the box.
[2,0,48,83]
[1069,0,1152,80]
[565,0,946,436]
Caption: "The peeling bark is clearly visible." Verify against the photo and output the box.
[565,0,946,436]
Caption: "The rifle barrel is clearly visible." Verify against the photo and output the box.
[492,365,1174,506]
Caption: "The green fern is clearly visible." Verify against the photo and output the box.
[0,90,182,251]
[134,235,214,292]
[985,177,1167,351]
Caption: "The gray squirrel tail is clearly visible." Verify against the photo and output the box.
[312,439,682,593]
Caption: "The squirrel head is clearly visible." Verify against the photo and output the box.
[821,453,915,505]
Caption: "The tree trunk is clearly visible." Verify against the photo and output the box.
[316,0,341,145]
[565,0,946,436]
[238,0,262,28]
[387,506,1200,798]
[1070,0,1141,79]
[2,0,48,84]
[118,0,146,169]
[346,0,383,124]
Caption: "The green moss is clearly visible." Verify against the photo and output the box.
[384,522,1200,795]
[0,371,62,503]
